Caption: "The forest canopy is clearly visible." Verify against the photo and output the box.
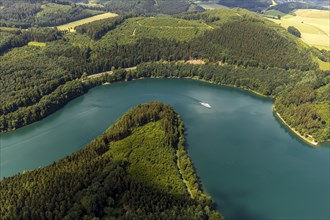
[0,102,223,220]
[0,8,329,143]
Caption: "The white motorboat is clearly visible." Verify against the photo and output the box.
[200,102,211,108]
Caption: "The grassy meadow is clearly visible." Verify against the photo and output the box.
[97,17,213,45]
[269,9,330,50]
[56,12,118,32]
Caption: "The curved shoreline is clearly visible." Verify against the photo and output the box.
[102,76,322,146]
[2,66,327,146]
[187,77,320,146]
[272,106,318,146]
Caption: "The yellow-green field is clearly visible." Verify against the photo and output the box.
[270,9,330,50]
[317,58,330,70]
[56,12,118,32]
[0,27,20,31]
[28,42,46,47]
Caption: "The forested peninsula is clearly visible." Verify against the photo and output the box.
[0,8,329,144]
[0,102,223,220]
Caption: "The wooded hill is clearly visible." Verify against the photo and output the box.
[0,102,223,220]
[0,8,329,143]
[0,0,202,28]
[0,1,102,28]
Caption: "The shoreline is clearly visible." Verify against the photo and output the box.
[190,77,273,99]
[2,67,326,146]
[272,106,319,146]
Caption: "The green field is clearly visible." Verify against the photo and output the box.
[269,9,330,50]
[97,17,213,45]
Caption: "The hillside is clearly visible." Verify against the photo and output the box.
[0,0,202,28]
[101,0,203,15]
[0,1,103,28]
[194,0,273,11]
[1,8,329,143]
[217,0,272,11]
[0,102,223,219]
[267,2,326,14]
[267,9,330,51]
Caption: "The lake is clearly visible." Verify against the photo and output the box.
[1,78,329,220]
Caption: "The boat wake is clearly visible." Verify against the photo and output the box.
[200,102,211,108]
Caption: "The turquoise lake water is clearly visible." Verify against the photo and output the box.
[1,78,329,219]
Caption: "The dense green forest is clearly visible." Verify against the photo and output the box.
[0,0,202,28]
[101,0,202,15]
[75,15,126,40]
[0,8,329,143]
[0,102,223,220]
[0,1,102,28]
[0,27,63,54]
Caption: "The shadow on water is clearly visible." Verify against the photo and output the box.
[212,189,268,220]
[182,126,266,220]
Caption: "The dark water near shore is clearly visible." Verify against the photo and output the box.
[1,79,329,219]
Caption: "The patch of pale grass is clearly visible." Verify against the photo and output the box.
[28,42,46,47]
[302,33,330,47]
[57,12,118,32]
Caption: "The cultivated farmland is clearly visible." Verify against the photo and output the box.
[270,9,330,50]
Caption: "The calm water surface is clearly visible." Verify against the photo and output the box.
[1,79,329,220]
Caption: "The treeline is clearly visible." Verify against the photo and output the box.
[88,63,330,142]
[0,2,100,28]
[34,4,99,27]
[0,40,87,118]
[0,1,41,27]
[192,20,317,71]
[219,0,272,11]
[0,80,86,132]
[1,54,328,143]
[0,27,63,54]
[102,0,194,15]
[275,70,330,141]
[268,2,325,14]
[88,18,317,72]
[0,102,222,220]
[75,16,125,40]
[175,11,220,23]
[288,26,301,38]
[0,59,287,132]
[0,12,327,142]
[312,47,330,63]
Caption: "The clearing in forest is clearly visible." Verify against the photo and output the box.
[97,17,213,45]
[56,12,118,32]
